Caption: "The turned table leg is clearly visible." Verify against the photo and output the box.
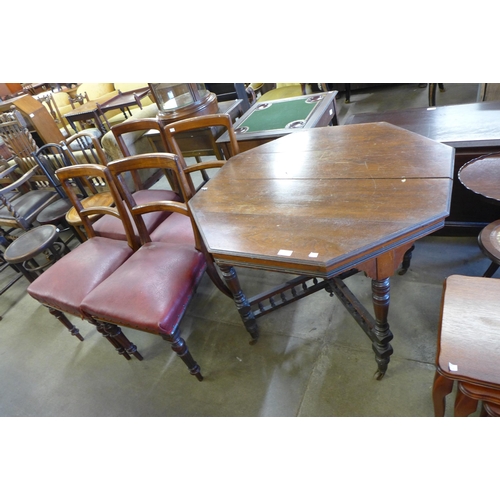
[219,264,259,344]
[371,278,394,380]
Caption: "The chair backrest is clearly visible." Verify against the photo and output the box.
[64,130,108,166]
[31,143,88,199]
[0,111,39,177]
[63,130,109,192]
[106,152,192,242]
[0,161,59,230]
[163,113,240,198]
[106,152,233,298]
[55,163,138,251]
[110,118,168,191]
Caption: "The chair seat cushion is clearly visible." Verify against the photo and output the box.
[80,242,206,335]
[27,237,134,317]
[92,189,180,240]
[150,212,196,246]
[0,190,59,223]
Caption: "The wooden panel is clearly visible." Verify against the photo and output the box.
[0,94,64,144]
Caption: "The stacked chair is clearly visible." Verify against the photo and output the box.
[24,112,240,380]
[26,155,209,378]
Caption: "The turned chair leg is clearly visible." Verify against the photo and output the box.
[454,388,479,416]
[48,307,84,341]
[94,320,131,360]
[161,328,203,381]
[102,322,143,361]
[432,372,454,416]
[91,320,142,361]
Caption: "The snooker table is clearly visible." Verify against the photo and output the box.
[217,91,338,154]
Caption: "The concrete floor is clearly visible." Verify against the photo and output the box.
[0,83,488,417]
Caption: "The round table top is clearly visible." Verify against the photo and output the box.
[458,152,500,202]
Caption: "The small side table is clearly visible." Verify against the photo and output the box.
[459,153,500,277]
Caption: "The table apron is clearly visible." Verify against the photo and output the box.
[211,219,445,279]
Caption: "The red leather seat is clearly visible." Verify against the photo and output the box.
[27,237,133,317]
[80,241,206,379]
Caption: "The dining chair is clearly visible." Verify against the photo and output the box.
[61,130,178,244]
[110,117,181,195]
[0,111,47,187]
[0,157,60,232]
[63,130,109,192]
[163,113,240,196]
[26,163,141,357]
[76,154,210,379]
[31,142,86,242]
[432,274,500,417]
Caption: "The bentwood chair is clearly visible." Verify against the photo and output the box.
[432,275,500,417]
[163,113,240,196]
[26,163,141,357]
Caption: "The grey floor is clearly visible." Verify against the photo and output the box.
[0,83,488,417]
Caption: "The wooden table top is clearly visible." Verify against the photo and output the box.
[189,123,455,277]
[98,88,150,112]
[64,94,118,118]
[458,152,500,202]
[346,101,500,148]
[437,274,500,387]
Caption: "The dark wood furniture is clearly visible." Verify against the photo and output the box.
[0,157,60,232]
[458,152,500,277]
[26,163,139,351]
[78,154,212,380]
[3,224,69,284]
[217,91,338,154]
[432,275,500,417]
[65,88,150,135]
[189,123,454,379]
[64,97,111,135]
[28,156,211,378]
[346,101,500,234]
[456,382,500,417]
[163,113,240,194]
[143,99,242,165]
[96,88,150,128]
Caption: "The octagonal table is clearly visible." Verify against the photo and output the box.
[189,123,454,379]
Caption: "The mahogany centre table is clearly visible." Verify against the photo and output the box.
[189,123,454,379]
